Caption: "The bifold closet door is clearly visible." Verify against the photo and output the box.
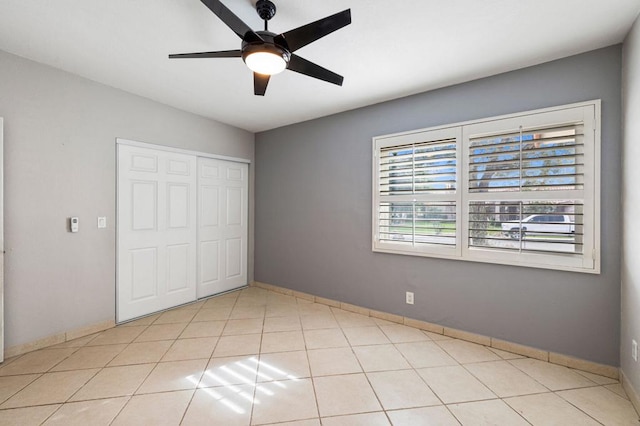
[197,158,248,298]
[117,144,197,322]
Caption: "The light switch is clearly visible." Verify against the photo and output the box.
[70,217,79,232]
[97,217,107,229]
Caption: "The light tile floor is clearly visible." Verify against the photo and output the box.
[0,287,638,425]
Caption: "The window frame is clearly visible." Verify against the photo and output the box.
[372,100,601,274]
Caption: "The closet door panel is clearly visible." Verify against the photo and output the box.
[117,144,197,322]
[197,158,248,298]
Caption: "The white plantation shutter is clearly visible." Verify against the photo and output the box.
[379,143,414,195]
[468,124,585,193]
[377,201,457,247]
[379,138,457,195]
[373,101,599,273]
[374,128,460,256]
[462,104,597,271]
[467,200,584,254]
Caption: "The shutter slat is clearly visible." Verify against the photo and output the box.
[469,134,583,153]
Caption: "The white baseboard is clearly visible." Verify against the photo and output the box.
[252,280,619,379]
[4,319,115,360]
[621,369,640,416]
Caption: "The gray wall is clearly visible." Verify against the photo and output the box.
[622,17,640,392]
[256,46,622,366]
[0,49,254,349]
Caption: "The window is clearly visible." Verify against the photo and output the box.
[373,101,600,273]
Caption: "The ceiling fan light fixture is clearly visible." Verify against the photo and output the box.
[169,0,351,95]
[244,50,287,75]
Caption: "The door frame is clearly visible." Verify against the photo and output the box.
[115,138,250,322]
[117,139,251,165]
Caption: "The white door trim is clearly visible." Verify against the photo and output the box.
[116,138,251,165]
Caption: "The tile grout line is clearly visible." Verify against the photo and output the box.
[112,294,227,424]
[377,325,455,425]
[386,329,455,412]
[553,390,608,425]
[248,293,265,426]
[431,336,537,415]
[176,296,221,426]
[105,395,133,426]
[455,362,541,425]
[0,344,97,412]
[300,297,324,425]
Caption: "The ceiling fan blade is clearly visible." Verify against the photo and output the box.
[254,73,270,96]
[168,49,242,59]
[200,0,263,42]
[276,9,351,53]
[288,54,344,86]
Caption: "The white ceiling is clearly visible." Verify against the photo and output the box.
[0,1,639,132]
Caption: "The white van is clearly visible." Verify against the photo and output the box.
[501,214,575,239]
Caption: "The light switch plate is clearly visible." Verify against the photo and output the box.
[70,217,79,233]
[97,217,107,229]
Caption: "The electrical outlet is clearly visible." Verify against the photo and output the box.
[406,291,414,305]
[633,339,638,362]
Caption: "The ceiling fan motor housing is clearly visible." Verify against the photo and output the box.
[241,31,291,65]
[256,0,277,21]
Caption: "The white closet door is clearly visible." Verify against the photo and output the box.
[117,144,197,322]
[197,158,248,298]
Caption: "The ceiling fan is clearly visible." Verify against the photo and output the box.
[169,0,352,96]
